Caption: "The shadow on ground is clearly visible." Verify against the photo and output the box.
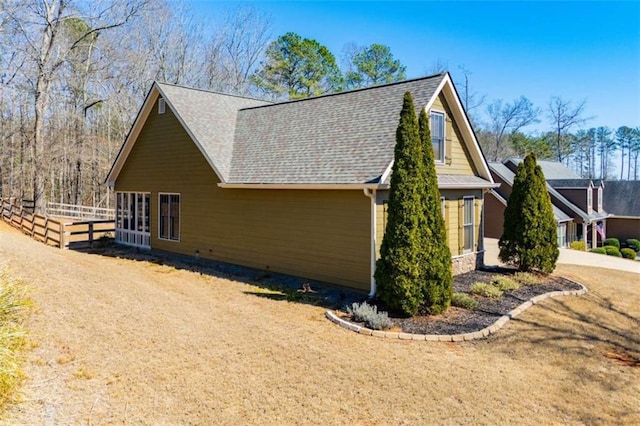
[77,240,366,310]
[508,290,640,367]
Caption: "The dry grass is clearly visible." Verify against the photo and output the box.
[0,269,31,410]
[0,221,639,424]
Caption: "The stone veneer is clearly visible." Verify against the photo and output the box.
[451,251,484,275]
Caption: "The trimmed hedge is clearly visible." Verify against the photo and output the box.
[590,247,606,255]
[627,239,640,253]
[570,240,586,251]
[603,238,620,249]
[621,248,636,259]
[605,246,622,257]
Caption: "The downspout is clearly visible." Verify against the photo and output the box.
[363,188,377,298]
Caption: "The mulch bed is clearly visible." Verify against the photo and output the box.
[345,267,583,335]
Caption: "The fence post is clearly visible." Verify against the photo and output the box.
[88,222,94,247]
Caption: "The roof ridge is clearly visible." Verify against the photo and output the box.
[239,72,448,111]
[155,81,271,103]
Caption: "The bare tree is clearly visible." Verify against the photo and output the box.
[456,65,485,117]
[5,0,147,210]
[485,96,540,161]
[547,97,590,163]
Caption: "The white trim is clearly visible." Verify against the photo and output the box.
[380,161,394,185]
[158,192,181,242]
[439,182,500,189]
[438,73,493,182]
[218,183,380,190]
[363,188,377,298]
[114,191,151,249]
[429,109,446,164]
[462,196,474,253]
[424,76,448,112]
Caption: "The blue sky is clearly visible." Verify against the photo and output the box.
[192,1,639,134]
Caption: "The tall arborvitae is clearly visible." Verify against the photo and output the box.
[418,109,453,313]
[375,92,427,316]
[499,153,559,273]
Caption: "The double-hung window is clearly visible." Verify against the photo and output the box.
[430,111,445,163]
[159,193,180,241]
[463,197,474,252]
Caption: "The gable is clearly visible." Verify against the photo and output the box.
[429,93,477,176]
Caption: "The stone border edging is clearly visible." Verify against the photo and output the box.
[325,278,588,342]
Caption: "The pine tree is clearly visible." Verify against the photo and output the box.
[375,92,427,316]
[418,108,452,313]
[499,153,559,273]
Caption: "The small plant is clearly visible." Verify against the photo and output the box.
[451,293,478,310]
[470,282,503,298]
[514,272,542,286]
[346,301,393,330]
[603,238,620,249]
[491,276,521,291]
[626,239,640,253]
[604,246,622,257]
[590,247,606,255]
[570,240,586,251]
[621,248,636,259]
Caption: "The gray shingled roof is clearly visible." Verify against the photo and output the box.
[488,163,572,223]
[507,158,581,180]
[157,83,270,181]
[603,181,640,216]
[228,75,445,184]
[547,179,593,188]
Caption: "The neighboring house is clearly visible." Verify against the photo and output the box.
[602,180,640,240]
[486,159,609,248]
[106,73,497,295]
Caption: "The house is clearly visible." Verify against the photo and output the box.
[602,180,640,240]
[106,73,497,295]
[486,159,609,248]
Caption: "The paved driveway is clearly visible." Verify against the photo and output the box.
[484,238,640,274]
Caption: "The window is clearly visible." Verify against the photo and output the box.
[159,193,180,241]
[557,223,567,247]
[115,192,151,248]
[430,111,445,162]
[463,197,474,252]
[158,98,166,114]
[441,196,446,218]
[597,187,603,212]
[587,187,593,214]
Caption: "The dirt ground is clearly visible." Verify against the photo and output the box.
[1,221,639,425]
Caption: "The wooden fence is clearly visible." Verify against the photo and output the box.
[1,198,115,249]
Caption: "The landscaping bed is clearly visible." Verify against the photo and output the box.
[341,267,584,335]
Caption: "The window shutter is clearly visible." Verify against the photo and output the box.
[446,115,452,161]
[458,198,464,255]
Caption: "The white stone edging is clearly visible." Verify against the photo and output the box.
[325,278,588,342]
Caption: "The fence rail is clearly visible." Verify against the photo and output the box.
[1,198,115,249]
[46,202,114,220]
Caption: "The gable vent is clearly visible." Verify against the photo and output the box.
[158,98,166,114]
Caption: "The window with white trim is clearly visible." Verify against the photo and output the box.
[597,187,603,212]
[463,197,474,252]
[430,111,445,163]
[159,193,180,241]
[587,187,593,214]
[158,98,166,114]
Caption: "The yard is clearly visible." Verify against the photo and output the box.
[0,221,638,424]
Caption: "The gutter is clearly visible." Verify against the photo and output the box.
[363,188,377,298]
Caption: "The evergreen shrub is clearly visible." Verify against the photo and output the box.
[451,293,478,310]
[570,241,586,251]
[499,153,559,273]
[604,246,622,257]
[626,239,640,252]
[621,248,636,259]
[603,238,620,249]
[590,247,606,255]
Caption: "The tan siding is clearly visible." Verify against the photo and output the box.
[116,99,371,291]
[430,94,477,176]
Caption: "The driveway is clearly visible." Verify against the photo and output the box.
[484,238,640,274]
